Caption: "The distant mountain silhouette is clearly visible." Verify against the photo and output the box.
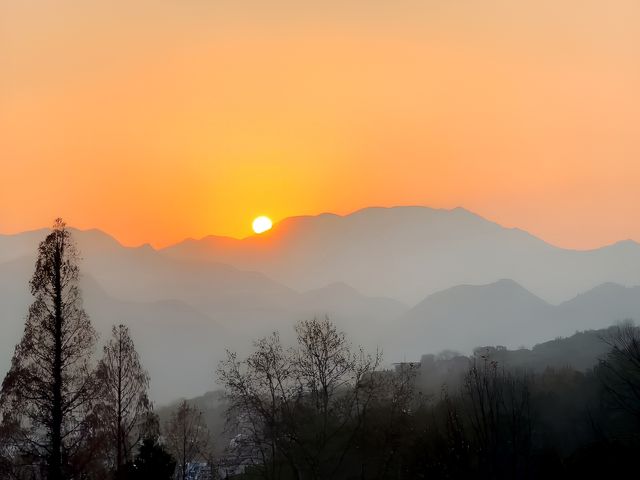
[3,208,640,401]
[0,228,405,401]
[557,282,640,328]
[161,206,640,304]
[0,255,233,402]
[389,280,556,358]
[0,228,51,263]
[389,280,640,360]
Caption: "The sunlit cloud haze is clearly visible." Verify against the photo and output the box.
[1,0,639,248]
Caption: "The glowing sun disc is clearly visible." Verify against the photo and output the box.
[252,216,273,234]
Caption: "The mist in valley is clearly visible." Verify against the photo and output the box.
[2,212,640,479]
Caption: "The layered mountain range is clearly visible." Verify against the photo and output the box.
[2,206,640,402]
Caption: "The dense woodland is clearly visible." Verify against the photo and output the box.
[1,222,640,479]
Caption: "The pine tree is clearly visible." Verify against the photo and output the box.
[0,219,99,479]
[97,324,151,474]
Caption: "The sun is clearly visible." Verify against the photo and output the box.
[252,216,273,234]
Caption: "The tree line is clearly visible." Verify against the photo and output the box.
[2,220,640,479]
[216,322,640,480]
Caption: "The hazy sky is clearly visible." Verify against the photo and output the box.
[2,1,639,249]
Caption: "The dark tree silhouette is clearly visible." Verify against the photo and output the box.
[599,322,640,420]
[0,219,99,480]
[218,318,382,480]
[97,324,152,474]
[218,332,298,479]
[165,400,210,480]
[462,352,533,479]
[292,318,382,479]
[130,438,176,480]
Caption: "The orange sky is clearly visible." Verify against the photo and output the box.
[1,1,640,249]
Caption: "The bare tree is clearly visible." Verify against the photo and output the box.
[294,319,361,422]
[463,353,502,470]
[165,400,211,480]
[97,324,151,474]
[361,362,419,479]
[0,219,100,480]
[218,332,299,479]
[292,318,381,478]
[462,352,533,479]
[599,322,640,420]
[218,318,381,480]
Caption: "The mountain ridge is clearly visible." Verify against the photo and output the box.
[389,279,640,360]
[4,206,639,254]
[159,206,640,304]
[3,207,640,401]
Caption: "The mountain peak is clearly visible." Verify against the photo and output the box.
[416,279,545,305]
[604,239,640,250]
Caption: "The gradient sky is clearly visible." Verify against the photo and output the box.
[2,1,639,249]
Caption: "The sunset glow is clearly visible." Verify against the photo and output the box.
[2,1,640,248]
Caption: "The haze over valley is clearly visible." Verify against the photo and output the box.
[3,206,640,402]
